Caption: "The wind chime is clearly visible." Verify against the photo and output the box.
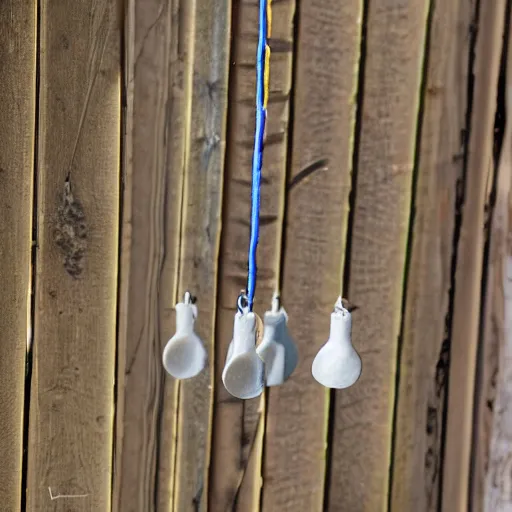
[162,0,362,397]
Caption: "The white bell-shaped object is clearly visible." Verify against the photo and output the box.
[312,296,361,389]
[222,305,264,400]
[256,294,298,386]
[162,292,207,379]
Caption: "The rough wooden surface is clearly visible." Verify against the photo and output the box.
[172,0,230,510]
[475,10,512,511]
[442,0,507,509]
[0,1,505,510]
[485,120,512,511]
[0,1,36,509]
[26,0,121,510]
[114,0,192,510]
[327,0,429,510]
[260,1,362,511]
[390,0,473,510]
[208,0,295,510]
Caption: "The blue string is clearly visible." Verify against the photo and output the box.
[246,0,268,311]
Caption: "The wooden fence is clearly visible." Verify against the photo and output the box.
[0,0,510,510]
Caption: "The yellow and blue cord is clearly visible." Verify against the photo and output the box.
[245,0,272,312]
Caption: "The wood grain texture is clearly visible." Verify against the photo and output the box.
[26,0,121,510]
[485,257,512,512]
[208,0,295,510]
[390,0,473,510]
[442,1,507,510]
[172,0,231,510]
[114,0,194,510]
[261,1,363,511]
[0,1,36,509]
[327,1,429,510]
[477,19,512,509]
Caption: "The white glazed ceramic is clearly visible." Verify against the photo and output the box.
[256,295,298,386]
[162,293,207,379]
[222,311,264,399]
[312,296,361,389]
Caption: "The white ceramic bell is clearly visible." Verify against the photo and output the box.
[312,296,361,389]
[256,294,298,386]
[222,306,264,400]
[162,292,207,379]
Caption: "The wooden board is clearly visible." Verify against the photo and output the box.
[260,1,363,511]
[0,1,36,509]
[208,0,295,510]
[172,0,231,510]
[114,0,193,510]
[442,1,507,509]
[26,0,121,510]
[390,0,474,510]
[484,253,512,512]
[476,14,512,508]
[327,1,429,510]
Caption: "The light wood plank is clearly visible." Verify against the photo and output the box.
[261,1,363,511]
[390,0,474,510]
[172,0,231,510]
[328,1,429,510]
[26,0,121,510]
[114,0,194,510]
[477,17,512,508]
[442,1,507,509]
[484,63,512,507]
[209,0,295,510]
[471,12,511,510]
[0,1,36,509]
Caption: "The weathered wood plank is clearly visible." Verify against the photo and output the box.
[209,0,295,510]
[260,1,362,511]
[472,9,511,509]
[0,1,36,509]
[26,0,121,510]
[442,0,507,509]
[327,1,429,510]
[114,0,194,510]
[477,18,512,509]
[390,0,474,510]
[172,0,231,510]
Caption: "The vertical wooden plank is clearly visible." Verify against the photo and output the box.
[114,0,193,510]
[327,1,429,510]
[26,0,121,510]
[261,1,362,511]
[172,0,230,510]
[477,16,512,509]
[485,242,512,512]
[209,0,295,510]
[0,1,36,509]
[442,1,507,509]
[390,0,474,510]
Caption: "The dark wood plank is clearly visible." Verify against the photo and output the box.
[327,1,429,510]
[260,1,363,511]
[0,1,36,509]
[26,0,121,509]
[442,0,507,509]
[390,0,474,510]
[172,0,231,510]
[209,0,295,510]
[114,0,192,510]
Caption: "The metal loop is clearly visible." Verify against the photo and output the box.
[237,293,249,314]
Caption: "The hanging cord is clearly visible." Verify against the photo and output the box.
[246,0,272,312]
